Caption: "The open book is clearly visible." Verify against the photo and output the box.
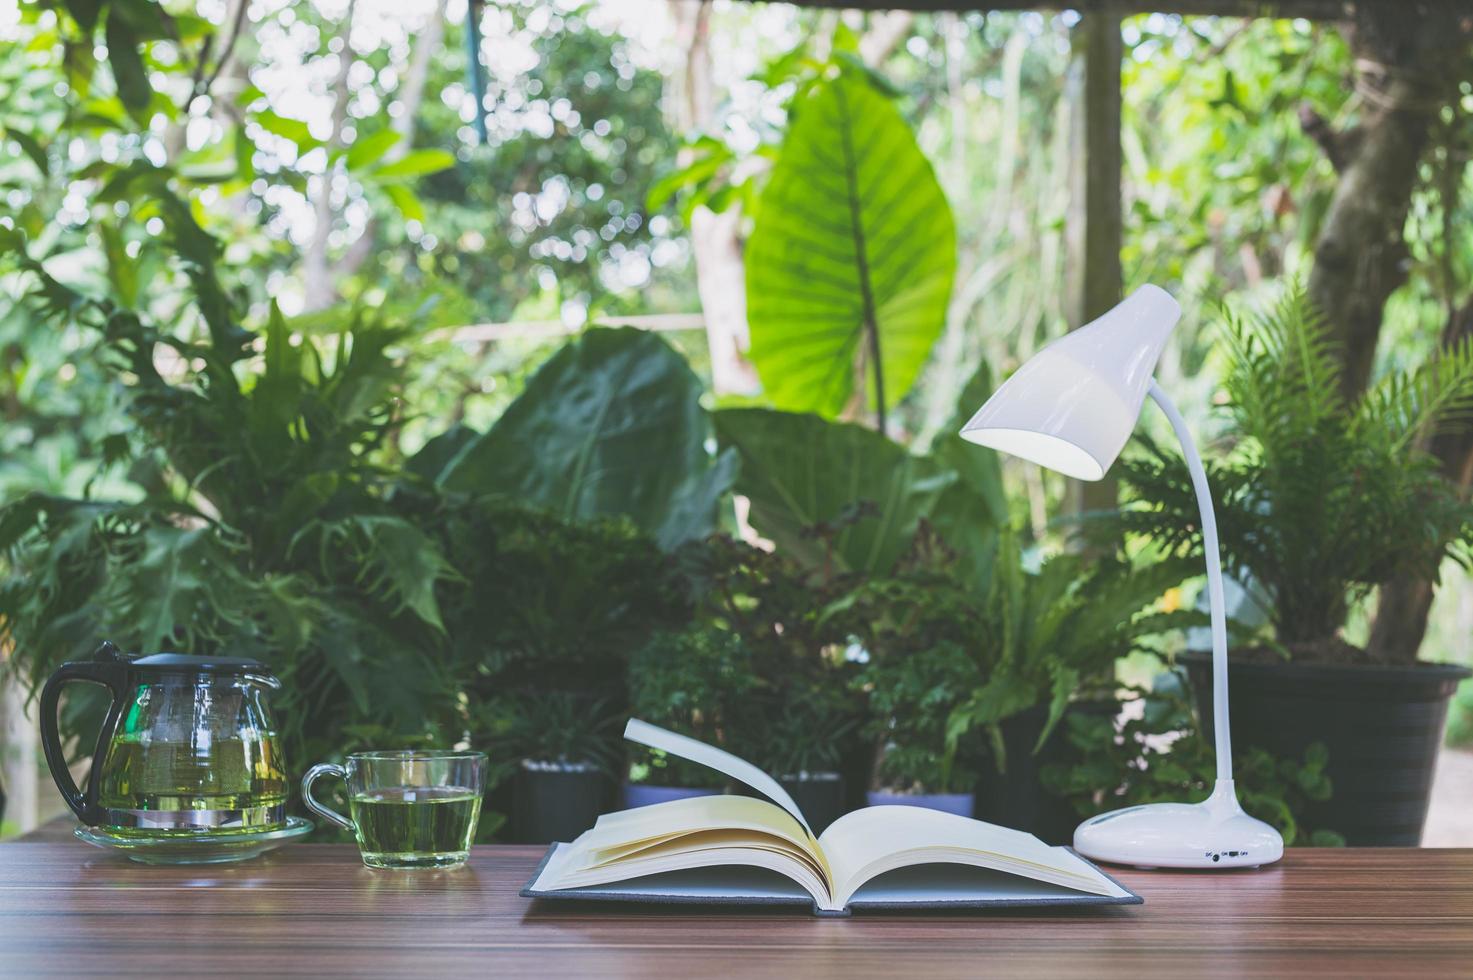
[521,720,1141,916]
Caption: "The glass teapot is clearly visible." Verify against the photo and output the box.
[40,642,288,834]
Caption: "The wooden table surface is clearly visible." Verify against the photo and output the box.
[1,842,1470,978]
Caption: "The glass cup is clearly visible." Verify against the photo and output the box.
[302,750,486,869]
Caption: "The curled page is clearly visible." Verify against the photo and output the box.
[624,719,812,837]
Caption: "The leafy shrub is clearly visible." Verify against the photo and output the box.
[429,494,691,709]
[1120,284,1473,662]
[856,640,983,795]
[683,535,865,776]
[626,627,756,788]
[1041,676,1344,846]
[0,293,464,770]
[474,690,623,775]
[827,546,989,794]
[946,531,1199,766]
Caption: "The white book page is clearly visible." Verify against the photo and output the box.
[818,805,1127,907]
[846,864,1120,905]
[575,796,819,873]
[624,719,812,836]
[532,841,838,911]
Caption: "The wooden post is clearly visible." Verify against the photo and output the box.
[0,673,38,834]
[1063,7,1123,537]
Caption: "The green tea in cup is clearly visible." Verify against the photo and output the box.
[303,750,486,869]
[349,787,482,867]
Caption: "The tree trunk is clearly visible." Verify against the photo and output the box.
[668,0,759,397]
[857,11,913,66]
[1305,4,1469,401]
[1322,7,1473,660]
[1062,10,1122,541]
[1366,296,1473,662]
[303,0,359,313]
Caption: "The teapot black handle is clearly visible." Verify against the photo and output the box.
[39,645,133,827]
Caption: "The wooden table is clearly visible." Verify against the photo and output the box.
[1,843,1470,978]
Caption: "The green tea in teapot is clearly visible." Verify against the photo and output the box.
[41,646,293,838]
[98,732,288,835]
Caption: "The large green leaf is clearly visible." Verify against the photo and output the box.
[745,66,955,422]
[104,11,151,117]
[253,109,322,151]
[343,129,400,171]
[437,328,733,549]
[374,149,457,181]
[714,408,955,576]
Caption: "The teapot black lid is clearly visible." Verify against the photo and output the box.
[95,642,275,675]
[130,653,275,674]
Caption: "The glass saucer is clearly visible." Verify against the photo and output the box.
[74,816,314,865]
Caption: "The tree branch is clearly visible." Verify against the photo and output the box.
[1298,103,1362,173]
[199,0,251,104]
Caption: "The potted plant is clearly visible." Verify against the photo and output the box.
[623,626,754,807]
[433,498,691,711]
[480,690,620,845]
[946,532,1197,842]
[857,640,981,816]
[1120,285,1473,844]
[690,536,864,832]
[730,688,857,834]
[825,556,988,816]
[432,498,694,837]
[1042,673,1345,847]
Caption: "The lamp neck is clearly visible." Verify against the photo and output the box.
[1146,380,1233,783]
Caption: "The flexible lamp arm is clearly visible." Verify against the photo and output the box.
[1146,380,1233,782]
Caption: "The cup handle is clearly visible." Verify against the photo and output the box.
[301,764,354,832]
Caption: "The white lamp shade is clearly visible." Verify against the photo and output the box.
[959,285,1182,480]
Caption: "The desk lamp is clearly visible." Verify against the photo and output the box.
[959,285,1283,869]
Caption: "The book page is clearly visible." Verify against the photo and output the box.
[624,719,812,836]
[530,841,837,911]
[845,863,1127,906]
[578,796,819,872]
[545,789,842,896]
[817,805,1128,908]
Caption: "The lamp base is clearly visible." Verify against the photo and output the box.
[1073,779,1283,869]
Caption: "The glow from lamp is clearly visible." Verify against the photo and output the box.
[960,285,1283,870]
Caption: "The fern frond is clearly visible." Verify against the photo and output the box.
[1220,282,1343,446]
[1356,335,1473,452]
[1270,281,1342,422]
[293,514,460,632]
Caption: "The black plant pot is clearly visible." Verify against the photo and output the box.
[839,737,878,814]
[1182,651,1471,846]
[973,702,1107,845]
[778,772,846,834]
[510,761,613,845]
